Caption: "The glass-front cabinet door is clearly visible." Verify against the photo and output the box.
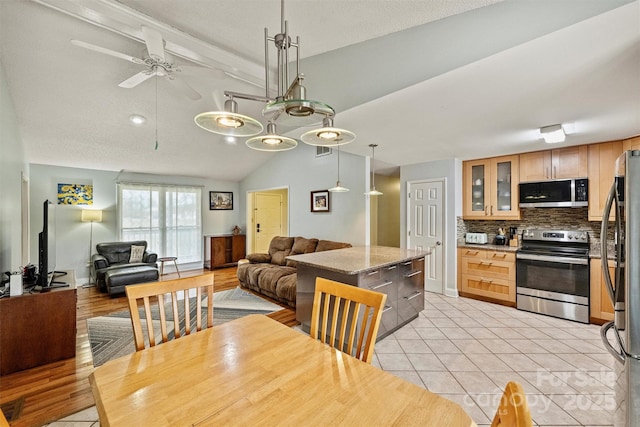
[463,159,490,219]
[463,155,520,220]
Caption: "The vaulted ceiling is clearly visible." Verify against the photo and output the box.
[1,0,639,181]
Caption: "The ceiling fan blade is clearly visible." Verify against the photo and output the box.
[167,76,202,100]
[141,25,165,62]
[71,39,145,65]
[118,71,154,88]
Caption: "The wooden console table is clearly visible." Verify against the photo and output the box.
[204,234,245,269]
[0,270,76,375]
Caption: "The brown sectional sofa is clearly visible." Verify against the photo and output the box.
[237,236,351,307]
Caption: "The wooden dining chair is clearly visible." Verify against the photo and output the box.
[310,277,387,364]
[491,381,533,427]
[125,272,214,351]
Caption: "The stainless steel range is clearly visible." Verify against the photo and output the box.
[516,229,590,323]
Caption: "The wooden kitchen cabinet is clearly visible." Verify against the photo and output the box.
[519,145,588,181]
[204,234,246,269]
[458,247,516,305]
[590,258,615,324]
[588,141,623,221]
[623,135,640,151]
[462,155,520,220]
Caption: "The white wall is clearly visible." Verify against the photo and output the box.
[29,165,243,283]
[400,158,462,297]
[0,61,27,276]
[240,143,367,245]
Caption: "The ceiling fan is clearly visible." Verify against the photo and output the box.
[71,26,202,100]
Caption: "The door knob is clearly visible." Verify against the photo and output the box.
[436,241,442,246]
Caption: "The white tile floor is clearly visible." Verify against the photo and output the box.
[47,292,615,426]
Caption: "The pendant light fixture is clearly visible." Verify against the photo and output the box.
[328,145,349,192]
[365,144,383,196]
[301,117,356,146]
[246,122,297,151]
[193,0,355,151]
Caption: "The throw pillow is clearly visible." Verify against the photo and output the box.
[129,245,145,263]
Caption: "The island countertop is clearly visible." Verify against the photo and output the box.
[287,245,430,275]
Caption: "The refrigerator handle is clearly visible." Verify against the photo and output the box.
[600,182,616,304]
[600,321,625,364]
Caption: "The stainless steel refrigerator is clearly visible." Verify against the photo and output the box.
[601,150,640,426]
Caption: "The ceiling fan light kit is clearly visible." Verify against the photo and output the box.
[194,0,355,151]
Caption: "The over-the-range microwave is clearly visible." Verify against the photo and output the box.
[519,178,588,208]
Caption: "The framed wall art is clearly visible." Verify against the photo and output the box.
[210,191,233,210]
[310,190,330,212]
[57,183,93,205]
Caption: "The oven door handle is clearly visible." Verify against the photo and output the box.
[515,253,588,265]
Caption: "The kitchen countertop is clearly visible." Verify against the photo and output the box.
[286,245,429,275]
[457,241,519,252]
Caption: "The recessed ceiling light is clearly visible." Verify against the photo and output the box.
[129,114,147,125]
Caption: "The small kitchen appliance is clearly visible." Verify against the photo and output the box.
[465,232,488,244]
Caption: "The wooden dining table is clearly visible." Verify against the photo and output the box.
[89,314,477,426]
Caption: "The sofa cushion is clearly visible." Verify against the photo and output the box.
[97,241,148,265]
[286,237,319,267]
[129,245,145,263]
[275,274,297,307]
[258,266,296,295]
[247,253,271,263]
[268,236,295,266]
[315,240,352,252]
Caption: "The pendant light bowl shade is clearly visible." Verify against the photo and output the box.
[366,188,383,196]
[245,122,297,151]
[301,126,355,146]
[301,116,356,146]
[329,181,350,192]
[194,98,264,137]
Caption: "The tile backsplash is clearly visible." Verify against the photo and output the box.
[457,207,618,254]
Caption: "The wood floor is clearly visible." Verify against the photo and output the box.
[0,267,297,427]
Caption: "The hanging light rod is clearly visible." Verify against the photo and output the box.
[193,0,354,151]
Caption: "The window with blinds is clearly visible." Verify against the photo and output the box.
[117,183,202,263]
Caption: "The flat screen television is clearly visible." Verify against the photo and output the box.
[36,199,67,291]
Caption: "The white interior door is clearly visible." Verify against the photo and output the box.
[253,193,283,253]
[408,179,444,294]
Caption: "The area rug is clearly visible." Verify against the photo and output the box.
[87,287,281,367]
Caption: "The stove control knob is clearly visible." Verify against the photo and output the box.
[580,234,587,240]
[568,235,573,239]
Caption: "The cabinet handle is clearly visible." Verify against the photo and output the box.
[553,166,557,179]
[367,270,379,276]
[402,261,412,266]
[369,281,393,290]
[478,261,493,266]
[490,205,494,215]
[386,265,397,271]
[479,279,494,284]
[546,167,550,179]
[466,250,479,255]
[404,291,422,301]
[382,305,393,313]
[485,205,489,215]
[405,271,421,278]
[492,253,507,258]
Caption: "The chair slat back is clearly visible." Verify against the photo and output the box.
[310,277,387,363]
[125,273,214,351]
[491,381,533,427]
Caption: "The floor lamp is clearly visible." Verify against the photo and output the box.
[82,209,102,286]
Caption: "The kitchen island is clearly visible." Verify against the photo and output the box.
[288,246,429,339]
